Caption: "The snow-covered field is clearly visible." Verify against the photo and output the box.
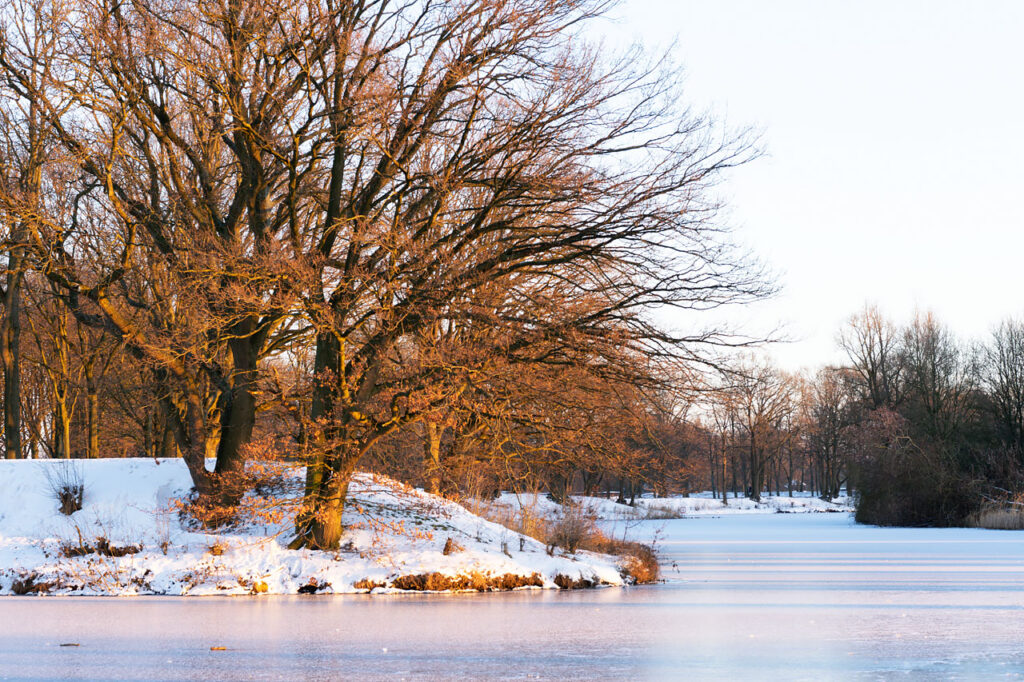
[486,489,853,522]
[0,459,624,596]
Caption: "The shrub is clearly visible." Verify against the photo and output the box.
[545,505,596,554]
[853,443,978,527]
[595,539,660,584]
[640,504,684,520]
[43,461,85,516]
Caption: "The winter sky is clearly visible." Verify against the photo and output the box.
[612,0,1024,371]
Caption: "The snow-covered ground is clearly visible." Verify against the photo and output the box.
[0,459,624,596]
[486,489,853,522]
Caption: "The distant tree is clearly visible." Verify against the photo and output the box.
[728,360,796,502]
[984,318,1024,452]
[900,311,977,444]
[839,305,903,409]
[804,367,856,499]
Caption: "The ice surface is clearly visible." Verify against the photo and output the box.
[3,513,1024,679]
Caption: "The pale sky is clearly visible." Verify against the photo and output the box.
[612,0,1024,371]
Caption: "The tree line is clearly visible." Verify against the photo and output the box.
[695,305,1024,526]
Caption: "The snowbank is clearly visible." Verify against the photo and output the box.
[0,459,624,596]
[487,490,854,522]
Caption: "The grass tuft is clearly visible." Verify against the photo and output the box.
[472,499,660,584]
[43,460,85,516]
[966,502,1024,530]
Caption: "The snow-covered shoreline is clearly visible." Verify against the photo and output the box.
[486,490,854,522]
[0,459,625,596]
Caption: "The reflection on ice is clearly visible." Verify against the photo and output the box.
[4,513,1024,680]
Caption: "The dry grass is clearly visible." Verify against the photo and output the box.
[966,502,1024,530]
[545,508,595,554]
[60,537,142,558]
[473,500,660,584]
[552,573,596,589]
[642,504,684,520]
[11,574,55,595]
[442,537,464,555]
[591,538,659,584]
[350,572,545,592]
[353,578,386,591]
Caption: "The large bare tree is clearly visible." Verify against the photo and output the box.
[0,0,766,547]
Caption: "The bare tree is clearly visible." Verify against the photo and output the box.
[728,359,795,502]
[0,0,56,458]
[900,311,977,444]
[804,366,856,499]
[280,0,766,547]
[984,318,1024,451]
[839,304,903,409]
[0,0,304,494]
[0,0,767,547]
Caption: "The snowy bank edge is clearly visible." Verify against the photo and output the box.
[0,459,634,596]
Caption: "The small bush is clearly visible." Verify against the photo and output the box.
[594,538,660,584]
[545,506,596,554]
[553,573,595,590]
[43,461,85,516]
[353,578,386,591]
[11,574,55,595]
[442,537,464,555]
[180,455,297,530]
[853,443,978,527]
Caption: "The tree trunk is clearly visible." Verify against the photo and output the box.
[548,469,570,504]
[53,397,71,459]
[214,330,260,479]
[749,444,764,502]
[84,360,99,458]
[158,407,176,459]
[581,469,603,497]
[730,454,738,499]
[787,448,794,497]
[721,455,728,505]
[1,264,23,459]
[292,330,351,550]
[143,411,153,458]
[423,420,441,495]
[708,439,717,500]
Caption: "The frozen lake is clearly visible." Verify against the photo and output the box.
[3,512,1024,680]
